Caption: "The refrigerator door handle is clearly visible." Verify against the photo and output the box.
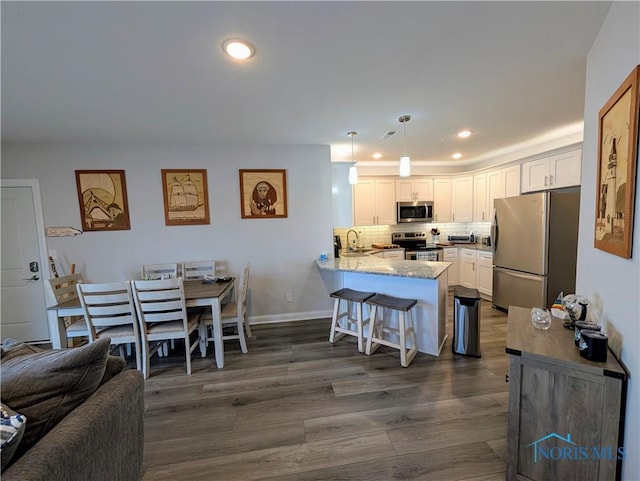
[500,270,545,282]
[491,208,498,256]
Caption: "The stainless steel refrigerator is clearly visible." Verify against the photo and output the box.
[491,190,580,311]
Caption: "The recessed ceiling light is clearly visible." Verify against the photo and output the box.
[452,152,463,159]
[222,39,255,60]
[457,130,473,139]
[372,152,383,159]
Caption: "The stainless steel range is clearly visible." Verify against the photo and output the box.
[391,231,443,261]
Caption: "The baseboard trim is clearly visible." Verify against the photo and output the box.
[248,310,333,325]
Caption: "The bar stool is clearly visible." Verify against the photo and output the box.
[329,288,376,352]
[365,293,418,367]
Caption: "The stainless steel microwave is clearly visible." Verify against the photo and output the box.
[396,201,434,224]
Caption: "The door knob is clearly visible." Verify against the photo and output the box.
[23,275,40,281]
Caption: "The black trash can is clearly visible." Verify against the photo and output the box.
[452,287,481,357]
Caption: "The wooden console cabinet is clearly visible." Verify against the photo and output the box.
[505,306,627,481]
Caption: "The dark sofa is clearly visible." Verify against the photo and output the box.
[1,338,145,481]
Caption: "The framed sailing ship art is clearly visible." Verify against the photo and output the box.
[161,169,210,226]
[594,65,640,259]
[75,170,131,231]
[239,169,288,219]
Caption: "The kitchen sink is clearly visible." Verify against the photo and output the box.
[341,248,376,257]
[341,252,370,257]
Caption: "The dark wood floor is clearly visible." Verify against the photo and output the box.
[139,297,509,481]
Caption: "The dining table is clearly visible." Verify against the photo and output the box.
[46,277,236,369]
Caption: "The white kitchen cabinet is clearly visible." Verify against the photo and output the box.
[476,251,494,297]
[380,249,405,259]
[443,247,458,287]
[395,178,433,201]
[457,248,493,297]
[433,178,452,222]
[473,172,489,222]
[476,168,519,221]
[521,149,581,193]
[353,178,396,226]
[503,165,521,198]
[452,176,473,222]
[458,248,476,288]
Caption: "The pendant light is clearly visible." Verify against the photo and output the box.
[347,131,358,184]
[399,115,411,177]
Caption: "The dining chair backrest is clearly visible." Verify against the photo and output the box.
[182,260,216,280]
[47,272,88,343]
[235,263,250,325]
[76,281,142,371]
[76,281,139,341]
[130,277,201,378]
[131,278,188,327]
[142,263,179,280]
[48,273,83,304]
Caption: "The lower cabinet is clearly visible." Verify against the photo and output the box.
[458,248,493,297]
[443,248,458,286]
[459,248,476,288]
[506,306,627,481]
[476,251,493,297]
[380,249,404,259]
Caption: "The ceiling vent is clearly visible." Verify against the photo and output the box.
[380,131,397,140]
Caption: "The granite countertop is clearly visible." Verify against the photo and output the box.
[437,243,494,252]
[315,257,451,280]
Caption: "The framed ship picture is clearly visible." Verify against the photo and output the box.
[75,170,131,231]
[161,169,210,226]
[239,169,288,219]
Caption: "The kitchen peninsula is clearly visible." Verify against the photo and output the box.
[315,257,451,355]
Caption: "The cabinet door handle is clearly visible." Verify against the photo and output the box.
[473,262,475,271]
[452,213,455,222]
[544,175,548,186]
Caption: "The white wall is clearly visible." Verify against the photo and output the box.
[578,2,639,479]
[1,143,335,323]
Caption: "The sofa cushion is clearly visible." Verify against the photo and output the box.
[101,355,126,385]
[0,338,111,458]
[0,403,26,471]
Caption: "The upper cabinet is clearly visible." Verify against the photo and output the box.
[478,165,522,221]
[452,176,473,222]
[503,165,521,198]
[395,178,433,201]
[433,178,452,222]
[473,172,489,222]
[521,149,581,193]
[353,178,396,226]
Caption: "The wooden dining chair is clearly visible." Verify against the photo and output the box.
[76,281,142,371]
[141,263,179,280]
[47,273,89,345]
[131,278,202,379]
[201,263,251,353]
[182,260,216,280]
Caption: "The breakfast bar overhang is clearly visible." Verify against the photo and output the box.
[315,257,451,356]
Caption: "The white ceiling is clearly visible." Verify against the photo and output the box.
[1,1,611,167]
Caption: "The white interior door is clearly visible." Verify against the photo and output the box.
[1,181,50,342]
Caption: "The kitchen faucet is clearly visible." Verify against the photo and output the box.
[346,229,360,250]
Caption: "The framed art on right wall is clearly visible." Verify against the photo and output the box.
[594,65,640,259]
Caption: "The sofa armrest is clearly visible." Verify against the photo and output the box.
[3,369,144,481]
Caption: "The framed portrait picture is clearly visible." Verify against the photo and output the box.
[161,169,210,226]
[594,65,640,259]
[239,169,288,219]
[75,170,131,231]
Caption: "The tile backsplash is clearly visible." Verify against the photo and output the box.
[334,222,491,248]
